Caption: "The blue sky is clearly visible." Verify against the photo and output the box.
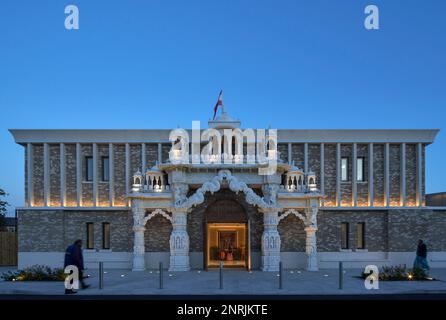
[0,0,445,215]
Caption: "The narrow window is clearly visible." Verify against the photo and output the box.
[357,222,366,249]
[341,157,349,181]
[102,222,110,250]
[341,222,349,249]
[86,223,94,249]
[357,157,364,182]
[102,157,110,181]
[86,156,93,181]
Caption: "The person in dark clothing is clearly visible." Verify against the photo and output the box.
[413,239,430,273]
[64,239,90,294]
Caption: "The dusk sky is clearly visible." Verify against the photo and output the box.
[1,0,445,215]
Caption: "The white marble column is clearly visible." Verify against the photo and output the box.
[305,226,318,271]
[261,208,281,272]
[169,208,190,271]
[304,205,318,271]
[320,143,325,206]
[132,201,146,271]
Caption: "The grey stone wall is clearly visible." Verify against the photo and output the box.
[422,144,426,205]
[308,144,321,186]
[81,144,93,206]
[97,144,110,206]
[145,143,158,168]
[318,210,388,252]
[16,208,446,255]
[340,144,352,206]
[17,209,132,252]
[130,144,142,180]
[406,144,417,206]
[65,144,77,206]
[388,209,446,251]
[291,143,304,168]
[318,209,446,252]
[25,141,426,209]
[145,213,171,252]
[162,144,170,162]
[373,144,385,206]
[49,144,60,206]
[277,143,288,164]
[323,144,337,206]
[278,215,305,251]
[24,145,28,206]
[33,144,44,206]
[357,144,369,206]
[389,144,401,206]
[113,144,126,206]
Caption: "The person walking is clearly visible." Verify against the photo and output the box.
[64,239,90,294]
[413,239,430,273]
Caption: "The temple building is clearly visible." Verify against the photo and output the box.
[9,109,446,271]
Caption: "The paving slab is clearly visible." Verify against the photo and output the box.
[0,268,445,296]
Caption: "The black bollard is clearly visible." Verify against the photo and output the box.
[219,261,223,289]
[159,262,163,289]
[279,261,283,289]
[339,261,343,290]
[99,261,104,289]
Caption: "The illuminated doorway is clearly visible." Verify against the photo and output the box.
[206,223,247,268]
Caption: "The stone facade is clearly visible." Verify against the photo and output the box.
[17,209,132,252]
[17,207,446,264]
[21,141,428,210]
[323,144,337,206]
[10,125,442,270]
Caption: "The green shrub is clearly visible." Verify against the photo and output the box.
[1,265,65,281]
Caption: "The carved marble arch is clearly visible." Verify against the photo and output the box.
[142,208,173,225]
[278,209,307,225]
[180,169,272,210]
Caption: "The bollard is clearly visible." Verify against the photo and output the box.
[339,261,343,290]
[159,262,163,289]
[279,261,283,289]
[99,261,104,289]
[219,261,223,289]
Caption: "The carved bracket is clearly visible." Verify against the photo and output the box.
[178,169,274,210]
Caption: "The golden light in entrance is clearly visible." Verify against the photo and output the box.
[207,223,247,269]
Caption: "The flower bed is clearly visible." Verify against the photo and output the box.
[1,265,65,281]
[361,265,433,281]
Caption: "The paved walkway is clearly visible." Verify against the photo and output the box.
[0,268,445,296]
